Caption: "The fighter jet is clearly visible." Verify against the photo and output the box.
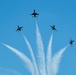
[69,39,74,45]
[31,9,39,17]
[16,26,23,32]
[50,25,57,31]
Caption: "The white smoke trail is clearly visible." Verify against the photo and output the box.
[51,45,69,75]
[23,35,39,75]
[36,22,46,75]
[46,32,53,75]
[1,43,35,75]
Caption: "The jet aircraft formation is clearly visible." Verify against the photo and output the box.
[16,9,74,45]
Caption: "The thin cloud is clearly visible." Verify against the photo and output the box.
[0,67,22,75]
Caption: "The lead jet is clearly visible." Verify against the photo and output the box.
[50,25,57,31]
[16,26,23,32]
[31,9,39,17]
[69,39,74,45]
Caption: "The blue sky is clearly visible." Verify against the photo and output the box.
[0,0,76,75]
